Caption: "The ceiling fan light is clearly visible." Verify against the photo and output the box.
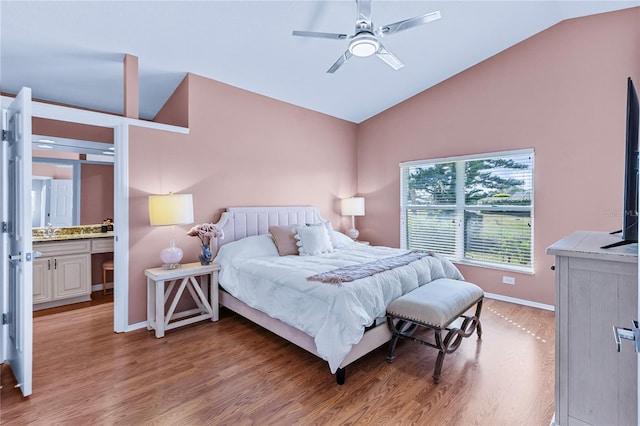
[349,34,379,57]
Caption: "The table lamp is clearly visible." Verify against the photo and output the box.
[341,197,365,240]
[148,193,194,269]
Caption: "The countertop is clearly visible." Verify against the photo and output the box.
[33,224,114,242]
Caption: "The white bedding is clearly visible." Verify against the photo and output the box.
[215,233,463,373]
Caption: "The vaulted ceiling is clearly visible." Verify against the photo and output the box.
[2,1,638,123]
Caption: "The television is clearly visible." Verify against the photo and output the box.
[602,77,640,249]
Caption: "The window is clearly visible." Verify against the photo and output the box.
[400,149,534,272]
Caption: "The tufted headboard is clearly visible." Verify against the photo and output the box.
[211,206,326,254]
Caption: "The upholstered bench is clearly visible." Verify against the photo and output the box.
[386,278,484,383]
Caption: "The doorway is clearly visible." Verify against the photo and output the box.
[30,129,116,318]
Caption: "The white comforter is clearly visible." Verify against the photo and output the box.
[215,234,463,373]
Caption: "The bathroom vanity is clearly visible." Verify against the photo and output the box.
[33,225,114,310]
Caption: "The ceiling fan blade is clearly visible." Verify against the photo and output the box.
[377,11,441,37]
[356,0,373,27]
[376,44,404,70]
[292,30,348,40]
[327,50,353,74]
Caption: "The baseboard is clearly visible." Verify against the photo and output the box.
[484,292,555,312]
[91,282,113,292]
[34,295,91,311]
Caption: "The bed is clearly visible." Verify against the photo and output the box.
[211,206,464,384]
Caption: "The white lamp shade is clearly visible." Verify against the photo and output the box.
[148,194,194,226]
[341,197,365,217]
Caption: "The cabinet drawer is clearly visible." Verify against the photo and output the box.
[91,238,114,254]
[34,240,91,256]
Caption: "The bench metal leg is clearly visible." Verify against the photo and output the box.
[433,347,446,383]
[387,297,484,383]
[475,299,483,338]
[386,319,416,363]
[386,334,400,363]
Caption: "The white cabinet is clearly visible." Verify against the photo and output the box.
[33,240,92,309]
[53,253,91,299]
[547,231,638,426]
[32,257,53,304]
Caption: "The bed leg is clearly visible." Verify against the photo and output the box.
[336,367,346,385]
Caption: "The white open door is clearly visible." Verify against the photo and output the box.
[49,179,73,226]
[2,87,33,397]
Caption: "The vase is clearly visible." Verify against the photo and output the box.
[199,243,212,266]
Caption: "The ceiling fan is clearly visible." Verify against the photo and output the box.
[292,0,441,73]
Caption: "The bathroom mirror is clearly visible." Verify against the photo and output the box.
[32,159,80,228]
[32,135,114,229]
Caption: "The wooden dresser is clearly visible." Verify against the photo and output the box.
[547,231,638,426]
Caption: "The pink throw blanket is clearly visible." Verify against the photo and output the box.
[307,251,433,284]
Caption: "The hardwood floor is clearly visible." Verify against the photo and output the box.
[1,298,555,425]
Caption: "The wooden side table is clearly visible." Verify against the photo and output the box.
[144,262,220,338]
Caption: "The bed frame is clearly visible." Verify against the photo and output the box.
[211,206,392,385]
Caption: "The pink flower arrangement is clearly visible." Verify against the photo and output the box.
[187,223,224,245]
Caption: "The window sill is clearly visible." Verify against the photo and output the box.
[453,259,534,275]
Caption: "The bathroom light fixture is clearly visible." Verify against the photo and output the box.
[348,33,379,57]
[148,193,194,269]
[341,197,365,240]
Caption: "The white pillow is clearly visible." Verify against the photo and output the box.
[321,221,341,249]
[214,234,278,265]
[295,223,334,255]
[333,231,357,248]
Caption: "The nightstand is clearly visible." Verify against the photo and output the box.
[144,262,220,338]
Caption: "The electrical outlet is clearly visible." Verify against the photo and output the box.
[502,276,516,285]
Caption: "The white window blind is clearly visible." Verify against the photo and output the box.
[400,149,534,272]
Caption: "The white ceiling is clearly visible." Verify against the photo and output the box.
[1,1,638,124]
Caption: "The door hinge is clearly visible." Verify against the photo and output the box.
[1,130,7,142]
[1,222,7,233]
[2,313,7,325]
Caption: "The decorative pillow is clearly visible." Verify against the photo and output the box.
[295,223,334,256]
[307,221,340,249]
[269,225,299,256]
[333,231,357,248]
[321,221,340,249]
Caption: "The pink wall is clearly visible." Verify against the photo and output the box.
[32,118,113,143]
[32,150,79,161]
[356,8,640,306]
[127,74,358,324]
[80,163,114,224]
[153,74,189,128]
[123,53,139,119]
[32,162,73,179]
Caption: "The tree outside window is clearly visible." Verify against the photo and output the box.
[401,150,533,272]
